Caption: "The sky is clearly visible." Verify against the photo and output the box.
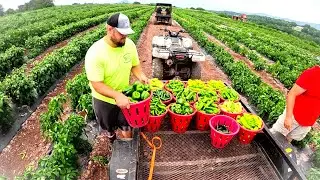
[0,0,319,24]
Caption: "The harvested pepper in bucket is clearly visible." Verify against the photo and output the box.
[220,101,243,114]
[165,80,184,95]
[195,97,220,114]
[220,87,239,101]
[150,97,167,116]
[237,113,263,130]
[152,89,171,101]
[175,88,196,103]
[122,81,151,103]
[150,78,164,90]
[198,90,219,103]
[170,98,194,115]
[206,80,227,91]
[187,79,206,92]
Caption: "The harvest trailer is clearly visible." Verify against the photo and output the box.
[109,82,306,180]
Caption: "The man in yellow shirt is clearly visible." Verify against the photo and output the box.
[85,13,148,144]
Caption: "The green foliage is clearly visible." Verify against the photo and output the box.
[22,94,86,179]
[308,168,320,180]
[0,46,25,79]
[0,68,37,106]
[18,0,54,12]
[0,93,13,133]
[78,93,95,120]
[0,4,4,16]
[66,72,90,109]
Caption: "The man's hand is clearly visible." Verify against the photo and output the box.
[115,93,130,109]
[284,116,293,131]
[139,74,149,84]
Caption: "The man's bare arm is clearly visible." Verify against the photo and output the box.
[284,83,306,130]
[91,81,130,109]
[131,65,148,83]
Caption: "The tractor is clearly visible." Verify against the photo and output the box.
[151,27,205,80]
[153,3,173,25]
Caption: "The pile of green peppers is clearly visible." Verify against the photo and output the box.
[170,98,194,115]
[175,88,196,103]
[122,81,151,103]
[198,90,220,103]
[166,80,185,95]
[220,87,239,101]
[195,97,220,114]
[187,79,206,92]
[152,89,171,101]
[150,97,167,116]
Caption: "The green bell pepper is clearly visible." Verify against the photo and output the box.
[141,91,150,100]
[132,91,141,100]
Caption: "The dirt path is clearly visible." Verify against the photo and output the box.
[0,63,84,178]
[205,33,288,94]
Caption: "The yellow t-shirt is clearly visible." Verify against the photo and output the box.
[85,37,140,104]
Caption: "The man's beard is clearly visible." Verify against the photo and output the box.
[111,37,126,47]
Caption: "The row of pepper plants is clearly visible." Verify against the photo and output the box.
[0,4,128,52]
[180,9,320,88]
[0,5,148,81]
[0,4,110,33]
[0,8,153,134]
[186,9,320,56]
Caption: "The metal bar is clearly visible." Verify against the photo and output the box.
[240,99,306,180]
[221,82,306,180]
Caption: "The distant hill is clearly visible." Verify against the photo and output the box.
[216,11,320,30]
[214,10,320,45]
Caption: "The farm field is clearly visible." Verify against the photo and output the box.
[0,3,319,180]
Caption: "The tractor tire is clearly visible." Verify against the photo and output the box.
[168,18,173,26]
[191,62,201,79]
[152,58,164,79]
[152,16,157,25]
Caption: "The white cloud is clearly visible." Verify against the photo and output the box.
[0,0,319,24]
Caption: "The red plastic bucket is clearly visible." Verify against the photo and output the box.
[209,115,240,148]
[167,104,196,133]
[220,105,244,120]
[194,104,221,131]
[121,94,152,128]
[144,108,168,133]
[236,115,265,144]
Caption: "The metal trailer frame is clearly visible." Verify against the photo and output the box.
[109,82,306,180]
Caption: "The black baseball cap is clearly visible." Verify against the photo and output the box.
[107,13,134,35]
